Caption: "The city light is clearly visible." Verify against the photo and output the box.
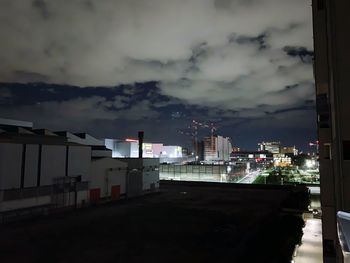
[305,159,316,168]
[125,138,138,142]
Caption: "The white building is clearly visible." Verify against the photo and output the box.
[90,158,128,201]
[0,119,91,212]
[57,131,111,158]
[0,118,160,217]
[116,158,160,196]
[105,139,140,158]
[160,145,183,158]
[105,139,182,159]
[273,154,292,167]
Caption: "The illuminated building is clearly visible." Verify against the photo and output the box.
[105,138,183,159]
[258,141,281,154]
[230,151,273,164]
[280,146,298,156]
[273,154,292,167]
[232,146,241,152]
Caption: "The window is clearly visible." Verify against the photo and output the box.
[343,141,350,160]
[324,143,331,160]
[317,0,324,11]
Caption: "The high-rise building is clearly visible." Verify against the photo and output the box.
[203,135,232,162]
[312,0,350,262]
[258,141,281,154]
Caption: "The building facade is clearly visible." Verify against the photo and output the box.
[90,158,128,201]
[203,135,232,162]
[105,139,183,159]
[258,141,281,154]
[312,0,350,262]
[0,119,160,218]
[281,146,298,156]
[0,121,91,212]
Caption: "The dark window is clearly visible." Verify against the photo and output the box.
[65,146,69,177]
[317,0,324,11]
[37,144,42,186]
[316,94,329,113]
[318,113,330,128]
[343,141,350,160]
[20,144,26,188]
[324,144,331,160]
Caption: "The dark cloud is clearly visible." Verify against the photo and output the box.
[283,46,314,63]
[0,0,315,150]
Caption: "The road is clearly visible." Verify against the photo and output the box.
[237,170,260,184]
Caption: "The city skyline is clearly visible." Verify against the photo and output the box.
[0,0,315,151]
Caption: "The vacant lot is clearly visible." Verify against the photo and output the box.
[0,181,306,263]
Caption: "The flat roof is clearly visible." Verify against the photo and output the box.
[0,181,308,262]
[0,118,33,128]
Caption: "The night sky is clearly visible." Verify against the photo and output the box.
[0,0,316,151]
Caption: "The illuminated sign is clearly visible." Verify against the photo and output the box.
[125,138,138,142]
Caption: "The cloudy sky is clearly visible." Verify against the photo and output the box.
[0,0,316,151]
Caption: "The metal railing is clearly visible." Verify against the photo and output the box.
[337,211,350,262]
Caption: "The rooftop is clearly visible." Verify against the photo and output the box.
[0,181,308,263]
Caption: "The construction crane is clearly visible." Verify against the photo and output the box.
[190,120,218,138]
[309,140,319,153]
[191,120,218,153]
[177,120,219,158]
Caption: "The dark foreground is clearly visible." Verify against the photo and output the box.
[0,181,308,263]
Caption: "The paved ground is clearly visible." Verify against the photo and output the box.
[294,217,323,263]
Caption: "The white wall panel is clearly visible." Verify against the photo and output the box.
[24,144,39,188]
[40,145,66,185]
[68,146,91,181]
[0,143,22,190]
